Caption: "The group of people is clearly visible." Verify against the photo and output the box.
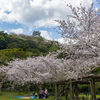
[30,88,49,99]
[39,88,49,99]
[30,88,68,99]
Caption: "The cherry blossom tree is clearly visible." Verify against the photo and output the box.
[55,1,100,79]
[56,2,100,56]
[5,54,67,85]
[4,52,100,86]
[54,3,100,100]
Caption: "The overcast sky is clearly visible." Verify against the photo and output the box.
[0,0,97,42]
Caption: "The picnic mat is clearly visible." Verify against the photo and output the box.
[14,96,36,99]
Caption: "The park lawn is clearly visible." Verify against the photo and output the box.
[79,94,100,99]
[0,97,54,100]
[0,92,55,100]
[0,92,100,100]
[0,96,54,100]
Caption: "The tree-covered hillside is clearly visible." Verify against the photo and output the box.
[0,31,58,66]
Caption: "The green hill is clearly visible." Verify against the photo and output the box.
[0,31,58,66]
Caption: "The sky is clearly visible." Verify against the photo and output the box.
[0,0,98,42]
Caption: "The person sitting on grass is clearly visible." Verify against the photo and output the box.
[39,91,41,99]
[35,92,38,98]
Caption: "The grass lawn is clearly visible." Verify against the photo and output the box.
[0,92,100,100]
[0,92,55,100]
[0,97,55,100]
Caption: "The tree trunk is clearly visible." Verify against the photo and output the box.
[37,83,42,92]
[90,78,96,100]
[11,83,14,91]
[75,84,78,100]
[55,83,58,100]
[70,80,74,100]
[0,82,2,93]
[28,84,30,96]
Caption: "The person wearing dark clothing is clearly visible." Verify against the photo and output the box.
[41,90,44,98]
[64,89,68,100]
[39,92,41,98]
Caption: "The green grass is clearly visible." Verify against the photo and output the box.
[0,97,54,100]
[0,92,100,100]
[0,92,54,100]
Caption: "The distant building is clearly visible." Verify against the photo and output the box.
[33,31,42,38]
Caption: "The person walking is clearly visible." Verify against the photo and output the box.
[64,89,68,100]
